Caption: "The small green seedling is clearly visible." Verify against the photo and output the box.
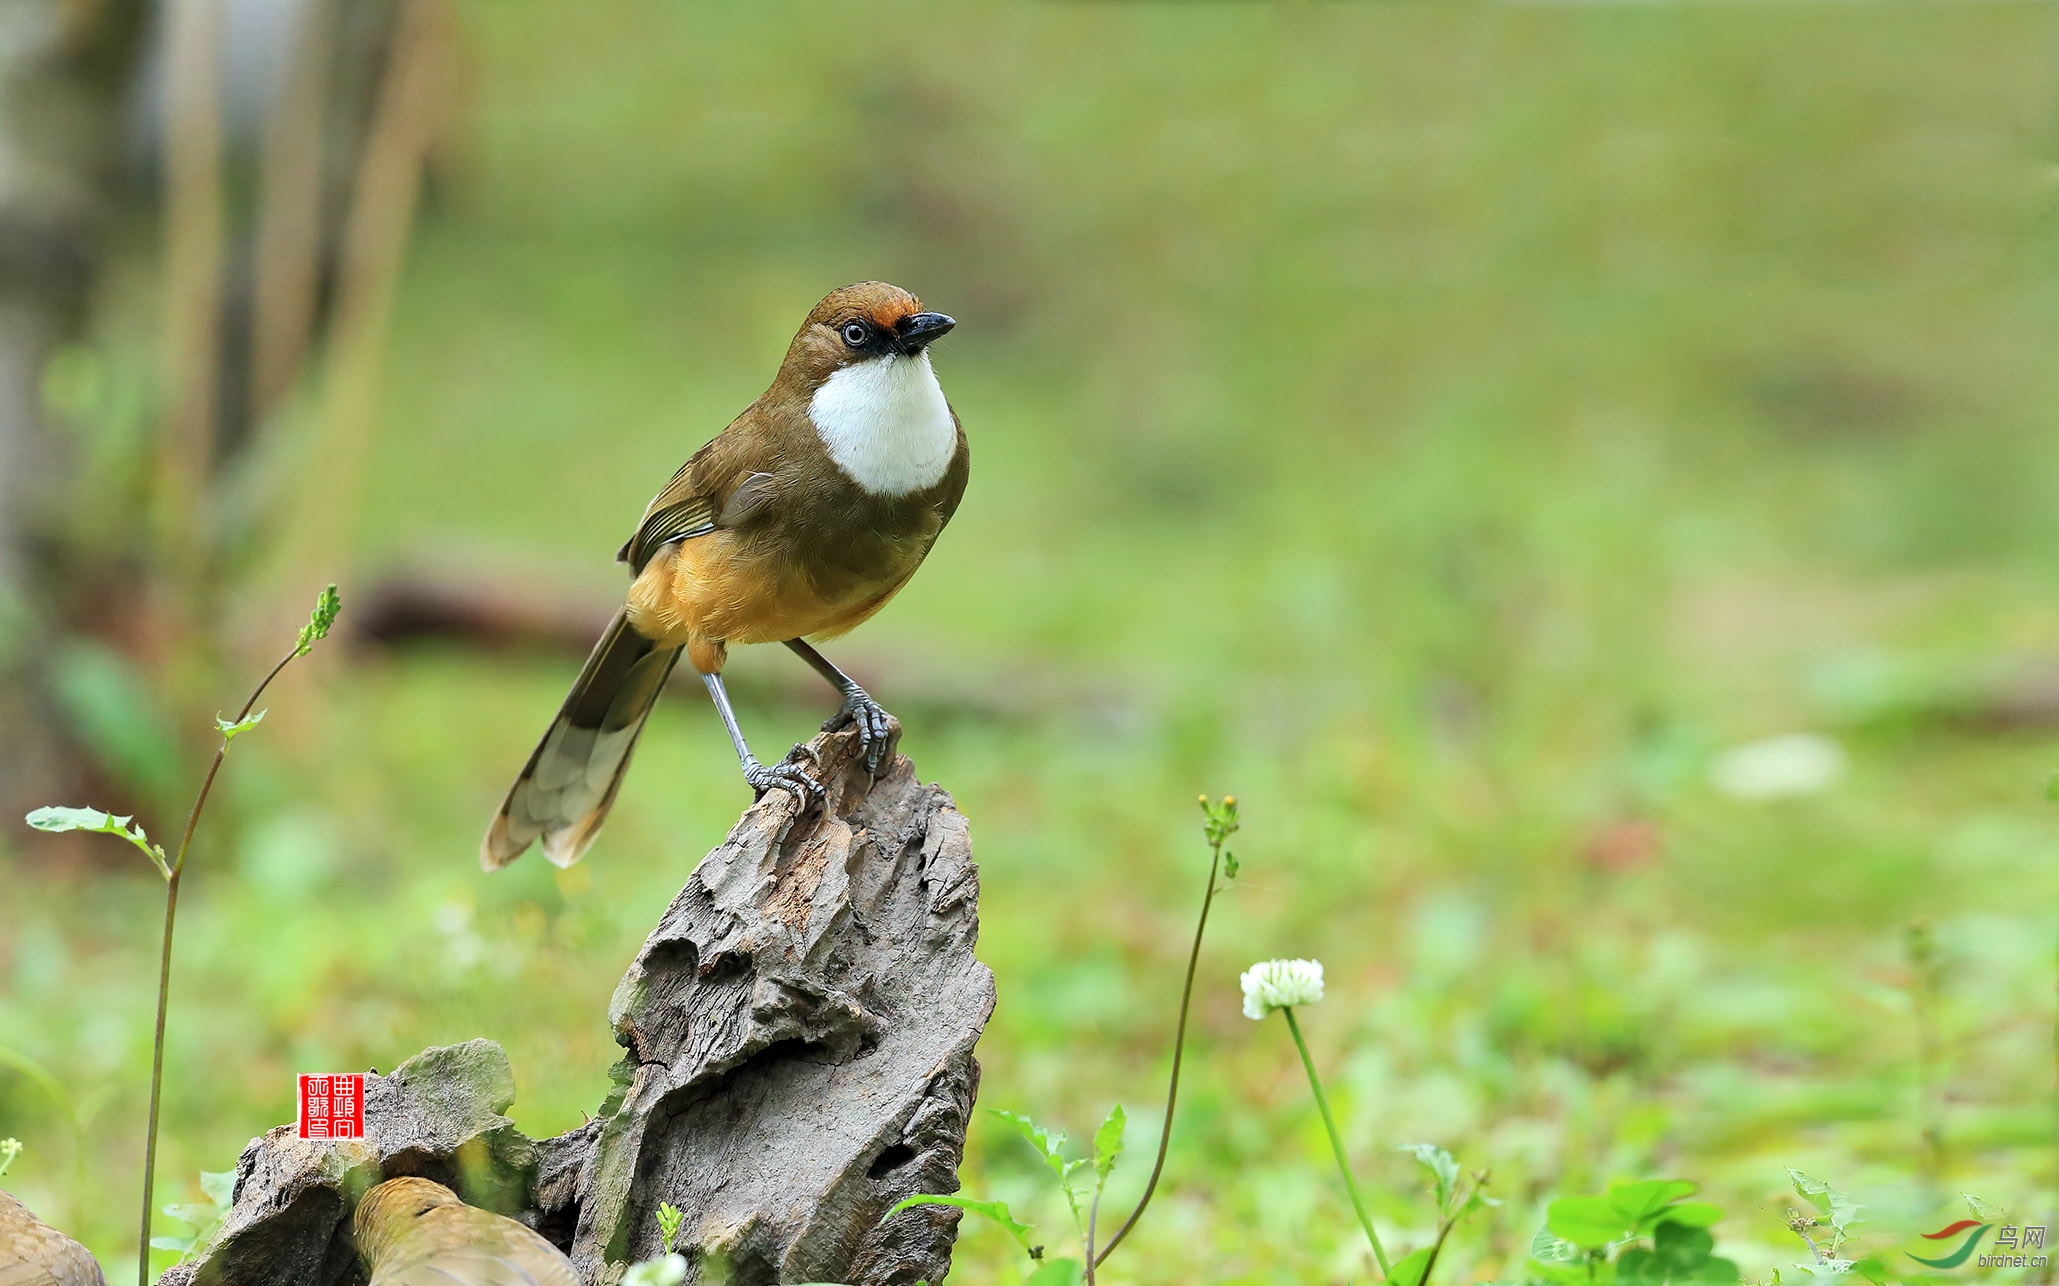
[1529,1179,1738,1285]
[148,1169,235,1263]
[1386,1144,1499,1286]
[656,1200,684,1255]
[24,584,340,1286]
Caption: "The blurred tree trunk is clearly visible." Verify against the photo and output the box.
[0,0,146,815]
[0,0,443,826]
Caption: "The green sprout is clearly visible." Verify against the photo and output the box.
[23,583,341,1286]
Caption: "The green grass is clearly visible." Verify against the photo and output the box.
[6,3,2059,1282]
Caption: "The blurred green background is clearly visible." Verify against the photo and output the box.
[5,2,2059,1282]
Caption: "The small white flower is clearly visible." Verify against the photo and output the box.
[622,1255,688,1286]
[1241,958,1324,1019]
[1710,733,1845,801]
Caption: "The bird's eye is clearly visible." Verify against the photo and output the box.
[840,321,868,348]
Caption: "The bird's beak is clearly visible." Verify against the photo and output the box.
[894,312,956,355]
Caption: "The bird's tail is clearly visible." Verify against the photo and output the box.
[482,610,681,870]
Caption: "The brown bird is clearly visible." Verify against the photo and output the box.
[0,1188,105,1286]
[353,1177,576,1286]
[483,282,967,868]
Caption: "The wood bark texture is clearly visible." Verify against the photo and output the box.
[156,725,993,1286]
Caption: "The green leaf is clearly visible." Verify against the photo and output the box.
[296,584,342,657]
[1653,1222,1714,1269]
[1617,1225,1737,1286]
[199,1170,236,1208]
[1399,1143,1460,1210]
[1849,1258,1889,1285]
[1609,1180,1699,1232]
[1548,1196,1627,1251]
[1389,1246,1435,1286]
[1529,1225,1588,1267]
[1618,1248,1664,1285]
[1092,1104,1125,1184]
[1962,1193,2006,1223]
[880,1194,1034,1254]
[215,709,267,742]
[991,1109,1085,1218]
[150,1235,195,1253]
[1025,1260,1082,1286]
[1661,1203,1724,1229]
[25,805,170,877]
[993,1109,1068,1169]
[1785,1169,1860,1236]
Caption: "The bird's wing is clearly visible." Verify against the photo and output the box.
[0,1192,106,1286]
[616,414,786,571]
[370,1246,576,1286]
[0,1247,104,1286]
[616,485,715,572]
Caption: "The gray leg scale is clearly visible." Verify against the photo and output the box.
[784,639,894,775]
[701,671,822,805]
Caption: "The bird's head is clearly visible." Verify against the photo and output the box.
[777,281,955,392]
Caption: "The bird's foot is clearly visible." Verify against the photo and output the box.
[742,747,824,807]
[824,686,894,776]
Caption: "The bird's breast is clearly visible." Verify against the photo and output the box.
[806,351,957,496]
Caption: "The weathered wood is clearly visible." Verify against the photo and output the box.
[160,725,993,1286]
[562,724,992,1285]
[157,1038,540,1286]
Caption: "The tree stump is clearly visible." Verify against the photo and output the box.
[161,725,994,1286]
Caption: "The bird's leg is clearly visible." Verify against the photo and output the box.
[700,671,822,805]
[785,638,894,775]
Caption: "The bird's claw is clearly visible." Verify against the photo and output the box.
[743,754,823,807]
[824,687,894,776]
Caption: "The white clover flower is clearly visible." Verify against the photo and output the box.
[1241,958,1324,1019]
[621,1255,687,1286]
[1709,733,1845,801]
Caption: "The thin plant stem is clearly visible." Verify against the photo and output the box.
[1085,1188,1101,1286]
[1092,819,1227,1267]
[1283,1006,1391,1277]
[138,645,298,1285]
[1417,1181,1472,1286]
[1906,921,1944,1190]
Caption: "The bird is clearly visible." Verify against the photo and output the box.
[0,1188,105,1286]
[483,281,967,869]
[352,1176,576,1286]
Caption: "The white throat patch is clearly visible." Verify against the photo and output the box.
[807,351,956,496]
